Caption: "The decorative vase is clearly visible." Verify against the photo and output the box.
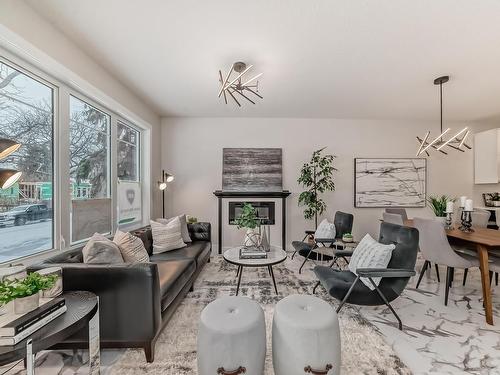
[342,235,353,243]
[37,267,63,298]
[243,228,261,248]
[14,293,39,315]
[435,216,447,225]
[260,225,270,251]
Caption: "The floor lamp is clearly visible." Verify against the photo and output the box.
[158,170,174,218]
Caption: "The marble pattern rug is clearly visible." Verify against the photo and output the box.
[358,262,500,375]
[0,255,409,375]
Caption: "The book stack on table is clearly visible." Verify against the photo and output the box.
[0,298,66,346]
[239,247,268,259]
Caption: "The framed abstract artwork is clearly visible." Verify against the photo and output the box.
[354,158,427,208]
[222,148,283,192]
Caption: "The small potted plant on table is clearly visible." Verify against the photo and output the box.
[492,194,500,207]
[235,203,261,248]
[0,272,59,314]
[428,195,454,224]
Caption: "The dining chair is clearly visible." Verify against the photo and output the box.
[382,212,404,225]
[471,209,491,228]
[413,217,480,305]
[385,208,408,222]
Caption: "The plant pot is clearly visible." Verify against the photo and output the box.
[243,228,261,248]
[434,216,447,225]
[342,235,353,243]
[14,293,39,315]
[493,201,500,207]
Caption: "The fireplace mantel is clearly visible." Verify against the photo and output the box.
[213,190,292,253]
[213,190,291,198]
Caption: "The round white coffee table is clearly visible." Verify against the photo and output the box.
[223,246,287,295]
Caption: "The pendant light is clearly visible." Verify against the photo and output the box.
[416,76,471,156]
[0,138,21,160]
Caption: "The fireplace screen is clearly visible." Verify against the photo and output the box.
[229,202,275,225]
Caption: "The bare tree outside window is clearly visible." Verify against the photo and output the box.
[0,61,54,262]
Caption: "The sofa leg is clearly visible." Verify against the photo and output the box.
[207,257,211,263]
[144,342,155,363]
[189,284,194,292]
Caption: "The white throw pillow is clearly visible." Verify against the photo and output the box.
[156,214,192,243]
[348,233,395,290]
[82,233,124,264]
[113,230,150,263]
[314,218,336,240]
[150,218,187,254]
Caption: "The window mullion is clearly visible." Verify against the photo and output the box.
[57,87,71,250]
[110,116,118,234]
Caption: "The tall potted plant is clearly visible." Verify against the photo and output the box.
[298,147,337,229]
[235,203,261,248]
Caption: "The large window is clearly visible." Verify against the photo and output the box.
[69,95,111,243]
[0,50,148,264]
[117,121,142,226]
[0,61,54,263]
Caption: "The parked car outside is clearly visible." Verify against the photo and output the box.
[0,204,51,227]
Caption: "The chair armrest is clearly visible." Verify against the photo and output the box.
[188,222,211,242]
[332,249,354,257]
[356,268,416,278]
[314,238,336,244]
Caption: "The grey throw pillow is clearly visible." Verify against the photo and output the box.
[157,214,192,243]
[82,233,125,264]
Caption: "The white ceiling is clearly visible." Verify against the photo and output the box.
[25,0,500,121]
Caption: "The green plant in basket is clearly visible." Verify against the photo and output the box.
[427,195,455,217]
[0,272,58,306]
[234,203,260,230]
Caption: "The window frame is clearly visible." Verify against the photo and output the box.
[0,47,151,266]
[0,54,59,262]
[68,93,113,244]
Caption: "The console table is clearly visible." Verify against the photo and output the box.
[213,190,291,254]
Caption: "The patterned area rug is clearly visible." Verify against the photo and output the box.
[109,255,410,375]
[0,255,410,374]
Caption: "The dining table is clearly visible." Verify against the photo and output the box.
[405,219,499,325]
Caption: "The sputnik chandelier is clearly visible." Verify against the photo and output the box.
[218,61,263,106]
[416,76,471,156]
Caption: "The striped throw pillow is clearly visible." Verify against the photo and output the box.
[348,233,395,290]
[113,230,150,263]
[150,218,187,253]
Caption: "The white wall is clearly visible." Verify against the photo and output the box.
[0,0,163,219]
[162,117,498,251]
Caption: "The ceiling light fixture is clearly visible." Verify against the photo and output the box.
[0,169,22,189]
[0,138,21,160]
[218,62,263,107]
[416,76,471,156]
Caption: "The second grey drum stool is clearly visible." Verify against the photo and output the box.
[197,296,266,375]
[272,294,341,375]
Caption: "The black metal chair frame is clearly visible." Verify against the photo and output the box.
[314,267,416,330]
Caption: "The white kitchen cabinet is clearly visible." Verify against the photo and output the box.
[474,128,500,184]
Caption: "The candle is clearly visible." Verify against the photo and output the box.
[459,196,467,208]
[446,201,454,213]
[464,199,473,212]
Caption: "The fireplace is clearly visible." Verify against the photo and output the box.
[229,201,275,225]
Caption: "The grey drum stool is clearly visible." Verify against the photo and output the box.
[197,296,266,375]
[272,294,340,375]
